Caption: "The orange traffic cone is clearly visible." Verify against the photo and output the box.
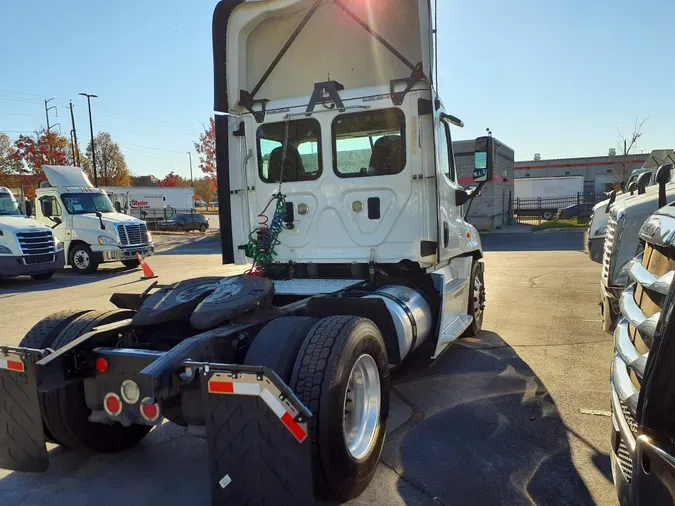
[136,252,158,280]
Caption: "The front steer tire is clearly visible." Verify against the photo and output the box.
[462,260,486,337]
[40,310,151,454]
[121,259,140,269]
[69,244,99,274]
[290,316,390,501]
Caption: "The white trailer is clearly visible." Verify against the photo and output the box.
[514,175,584,199]
[102,186,195,217]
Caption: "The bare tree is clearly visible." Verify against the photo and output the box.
[614,118,648,186]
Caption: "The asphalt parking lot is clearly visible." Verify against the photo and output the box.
[0,230,615,505]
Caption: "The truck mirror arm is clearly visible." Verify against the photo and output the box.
[460,181,487,220]
[49,216,62,229]
[95,212,106,230]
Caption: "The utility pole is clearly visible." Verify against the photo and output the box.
[44,98,56,131]
[79,93,98,186]
[70,131,76,165]
[187,152,194,187]
[69,101,80,166]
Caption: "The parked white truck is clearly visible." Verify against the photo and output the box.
[587,149,675,263]
[35,166,154,274]
[0,186,64,280]
[0,1,489,504]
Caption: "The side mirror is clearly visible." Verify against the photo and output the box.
[655,164,672,185]
[656,164,673,208]
[636,172,651,195]
[455,189,471,206]
[40,198,53,217]
[628,181,637,195]
[473,136,494,183]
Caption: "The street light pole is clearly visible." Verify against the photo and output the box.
[187,152,194,187]
[79,93,98,186]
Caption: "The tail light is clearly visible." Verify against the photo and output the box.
[104,393,123,417]
[140,397,161,423]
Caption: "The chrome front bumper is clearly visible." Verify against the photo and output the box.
[95,245,155,263]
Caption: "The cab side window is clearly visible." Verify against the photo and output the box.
[440,120,457,182]
[39,195,62,218]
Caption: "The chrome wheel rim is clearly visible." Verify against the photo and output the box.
[343,354,381,460]
[74,250,90,270]
[473,274,485,323]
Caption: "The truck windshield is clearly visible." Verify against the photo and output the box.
[0,193,22,216]
[62,193,115,214]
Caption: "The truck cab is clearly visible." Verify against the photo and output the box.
[35,166,154,273]
[0,186,64,280]
[601,165,674,331]
[588,150,675,263]
[609,202,675,505]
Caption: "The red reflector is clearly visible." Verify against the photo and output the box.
[208,381,234,394]
[141,403,158,420]
[281,412,307,442]
[105,394,121,416]
[95,358,108,373]
[6,360,24,372]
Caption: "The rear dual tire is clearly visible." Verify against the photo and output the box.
[19,309,151,453]
[245,315,390,501]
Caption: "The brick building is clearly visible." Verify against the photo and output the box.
[454,138,514,231]
[514,153,650,194]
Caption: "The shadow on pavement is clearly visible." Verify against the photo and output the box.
[0,266,133,295]
[154,235,221,256]
[386,330,605,506]
[0,423,211,506]
[482,230,586,252]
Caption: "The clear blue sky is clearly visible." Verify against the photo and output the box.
[1,0,673,181]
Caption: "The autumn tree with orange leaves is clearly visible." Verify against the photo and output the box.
[11,130,69,197]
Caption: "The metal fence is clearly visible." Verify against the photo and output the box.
[510,193,606,225]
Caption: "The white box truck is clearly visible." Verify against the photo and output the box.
[36,166,154,274]
[514,175,584,199]
[103,186,195,221]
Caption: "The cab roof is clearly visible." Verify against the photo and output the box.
[214,0,433,114]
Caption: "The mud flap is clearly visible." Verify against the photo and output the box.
[201,365,315,506]
[0,348,48,472]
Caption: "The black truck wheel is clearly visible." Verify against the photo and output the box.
[19,310,93,444]
[69,244,99,274]
[290,316,389,501]
[462,261,486,337]
[41,310,151,454]
[30,271,55,281]
[244,316,319,382]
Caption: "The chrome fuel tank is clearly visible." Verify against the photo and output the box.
[364,285,433,360]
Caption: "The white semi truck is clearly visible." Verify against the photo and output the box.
[0,1,489,504]
[587,149,675,263]
[35,166,154,273]
[0,186,64,280]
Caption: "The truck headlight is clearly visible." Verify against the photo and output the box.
[97,235,119,246]
[55,238,64,251]
[594,224,607,237]
[146,230,153,243]
[0,245,12,255]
